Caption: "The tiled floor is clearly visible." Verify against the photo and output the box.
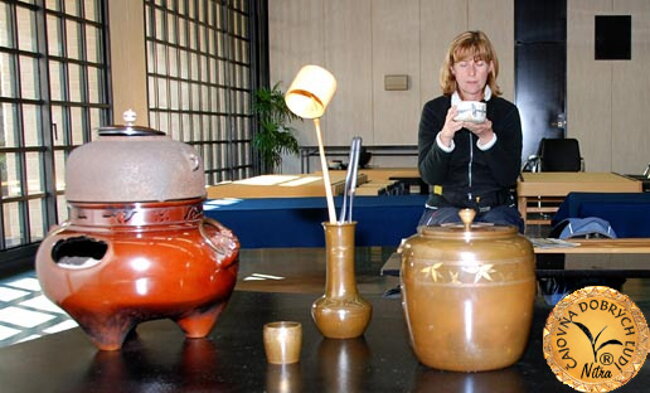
[0,271,77,347]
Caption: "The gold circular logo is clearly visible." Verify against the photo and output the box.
[543,286,649,392]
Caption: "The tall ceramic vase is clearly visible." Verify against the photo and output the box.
[311,222,372,339]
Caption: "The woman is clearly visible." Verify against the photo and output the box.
[417,30,524,232]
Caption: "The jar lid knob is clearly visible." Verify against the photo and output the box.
[459,208,476,231]
[123,109,136,126]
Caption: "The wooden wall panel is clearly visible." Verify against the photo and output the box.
[611,0,650,174]
[324,0,373,147]
[468,0,515,101]
[269,0,325,86]
[567,0,613,172]
[268,0,517,172]
[371,0,421,146]
[109,0,148,125]
[568,0,650,173]
[419,0,466,106]
[269,0,325,172]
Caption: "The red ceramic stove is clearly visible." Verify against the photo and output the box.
[35,111,239,350]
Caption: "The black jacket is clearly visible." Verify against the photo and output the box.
[418,95,522,209]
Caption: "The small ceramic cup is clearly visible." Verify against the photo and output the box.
[454,101,486,123]
[263,321,302,364]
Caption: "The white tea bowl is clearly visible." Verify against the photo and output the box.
[454,101,486,123]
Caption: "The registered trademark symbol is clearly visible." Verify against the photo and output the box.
[600,352,614,366]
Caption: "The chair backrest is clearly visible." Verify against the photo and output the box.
[538,138,582,172]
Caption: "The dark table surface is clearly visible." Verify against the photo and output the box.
[1,290,649,392]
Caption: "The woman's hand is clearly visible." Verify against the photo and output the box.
[438,106,464,147]
[463,118,494,145]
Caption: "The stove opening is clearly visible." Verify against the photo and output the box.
[51,236,108,269]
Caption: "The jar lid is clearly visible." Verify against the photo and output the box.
[97,109,165,137]
[419,208,517,240]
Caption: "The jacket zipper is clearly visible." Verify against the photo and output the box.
[467,132,473,201]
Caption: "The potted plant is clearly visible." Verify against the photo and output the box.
[252,82,301,173]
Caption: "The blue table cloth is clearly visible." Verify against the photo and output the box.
[204,195,428,248]
[552,192,650,237]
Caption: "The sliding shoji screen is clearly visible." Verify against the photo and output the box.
[0,0,111,253]
[145,0,257,184]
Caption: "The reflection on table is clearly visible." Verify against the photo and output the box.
[2,290,649,392]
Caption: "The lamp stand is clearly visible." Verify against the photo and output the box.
[313,118,336,224]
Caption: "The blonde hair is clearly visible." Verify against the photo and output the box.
[439,31,501,96]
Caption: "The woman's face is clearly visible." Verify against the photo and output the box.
[451,55,493,101]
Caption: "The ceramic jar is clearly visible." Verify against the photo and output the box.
[35,112,239,350]
[399,209,535,372]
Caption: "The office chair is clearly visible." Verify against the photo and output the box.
[537,138,584,172]
[521,154,541,172]
[519,138,584,226]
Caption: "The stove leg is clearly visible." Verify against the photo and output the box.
[176,302,228,338]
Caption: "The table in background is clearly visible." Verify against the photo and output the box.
[299,145,418,173]
[317,167,428,195]
[204,195,427,248]
[4,290,649,392]
[206,168,427,198]
[360,167,429,195]
[552,192,650,237]
[206,173,353,199]
[625,174,650,192]
[517,172,642,227]
[382,239,650,279]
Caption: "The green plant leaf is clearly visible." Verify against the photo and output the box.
[252,83,302,172]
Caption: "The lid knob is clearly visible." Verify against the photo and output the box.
[123,109,136,127]
[459,208,476,231]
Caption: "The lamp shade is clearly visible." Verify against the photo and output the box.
[285,65,337,119]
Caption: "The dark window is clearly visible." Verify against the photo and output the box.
[595,15,631,60]
[0,0,111,252]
